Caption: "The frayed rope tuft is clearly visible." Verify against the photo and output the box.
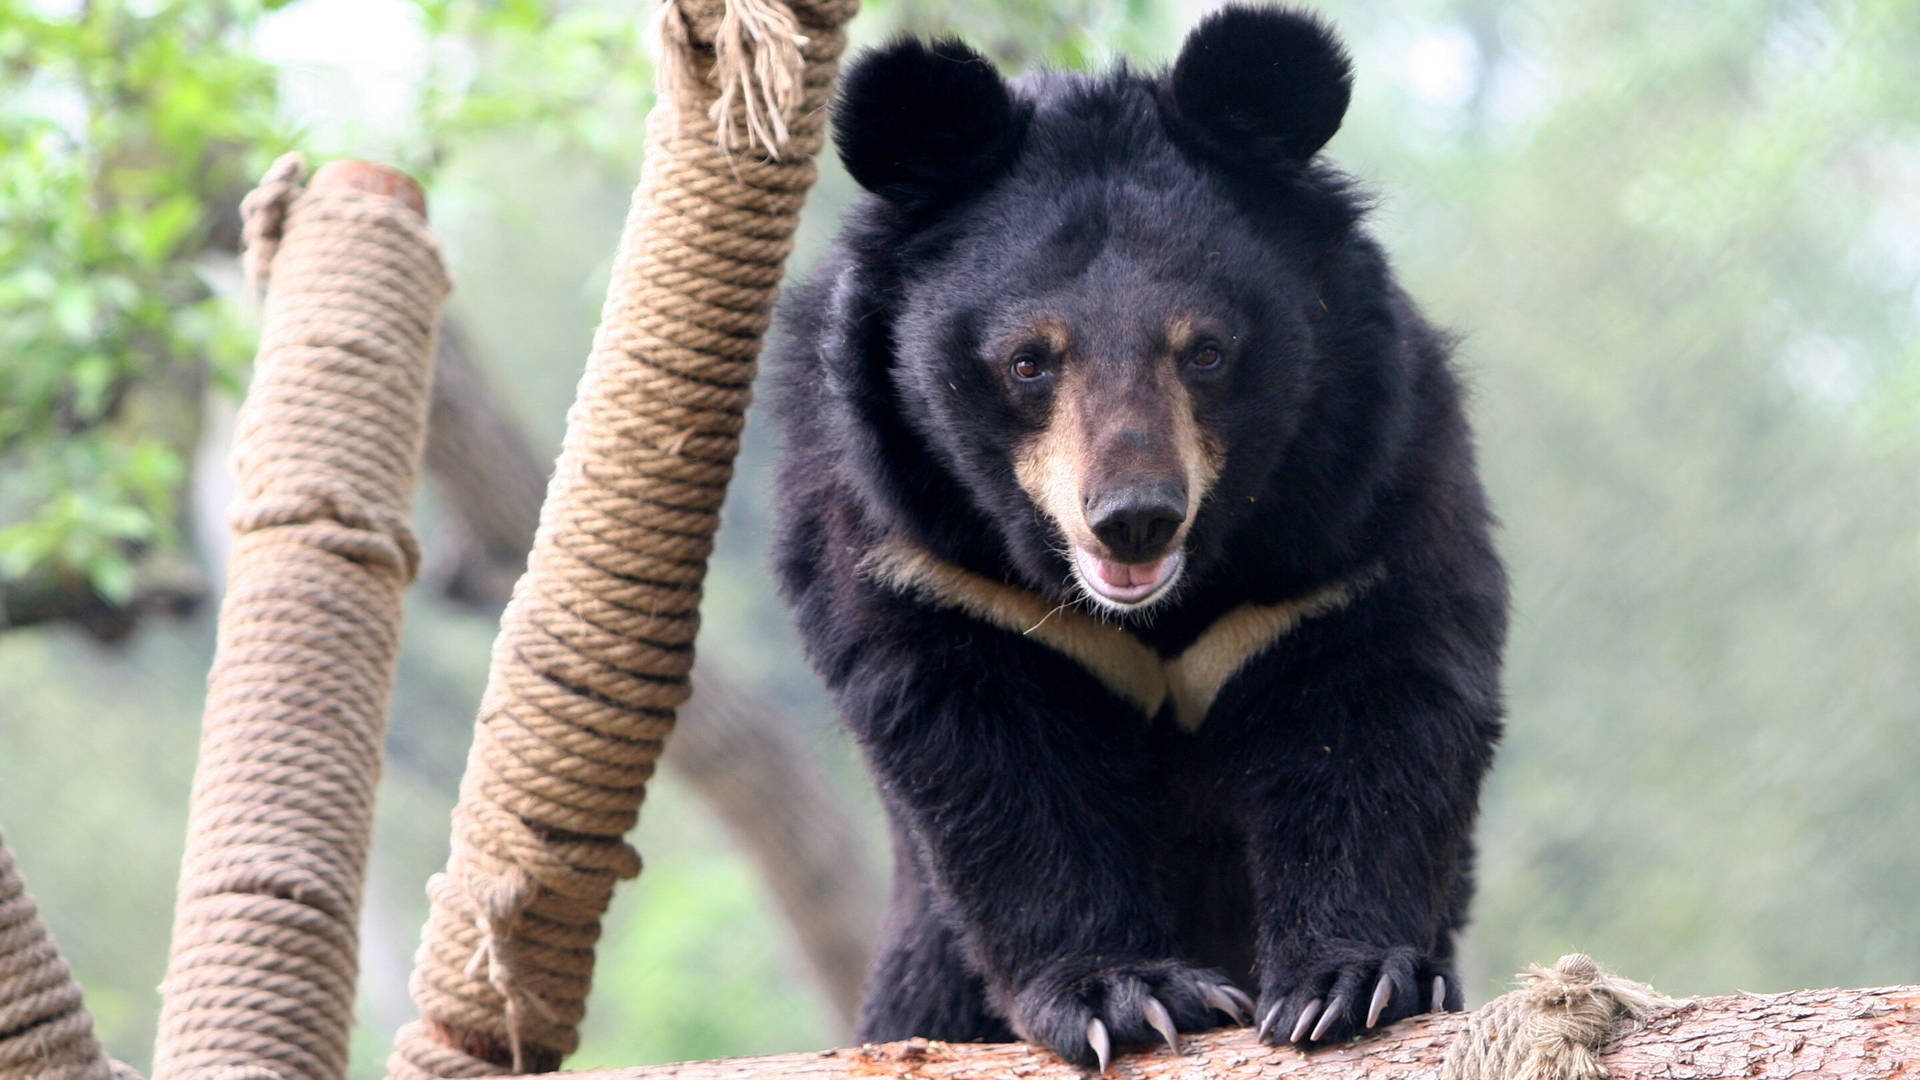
[1443,954,1671,1080]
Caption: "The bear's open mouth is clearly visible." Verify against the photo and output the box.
[1071,546,1184,610]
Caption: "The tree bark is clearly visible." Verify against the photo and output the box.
[419,320,549,606]
[0,553,203,641]
[541,985,1919,1080]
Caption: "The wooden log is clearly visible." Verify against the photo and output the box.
[543,985,1918,1080]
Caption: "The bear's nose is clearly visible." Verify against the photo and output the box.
[1085,484,1187,563]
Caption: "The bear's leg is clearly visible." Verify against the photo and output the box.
[834,626,1252,1069]
[1203,636,1498,1046]
[857,830,1014,1044]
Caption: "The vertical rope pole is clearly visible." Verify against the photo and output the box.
[150,157,449,1080]
[386,1,858,1075]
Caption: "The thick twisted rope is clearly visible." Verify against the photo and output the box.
[0,831,140,1080]
[386,1,857,1076]
[1442,954,1669,1080]
[149,156,449,1080]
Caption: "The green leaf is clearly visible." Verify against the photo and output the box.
[0,524,56,580]
[92,504,154,542]
[132,194,201,266]
[69,353,116,421]
[87,555,135,606]
[50,283,97,342]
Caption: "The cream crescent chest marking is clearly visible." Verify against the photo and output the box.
[860,539,1383,732]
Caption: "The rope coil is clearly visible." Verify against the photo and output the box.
[387,1,856,1075]
[1442,954,1670,1080]
[228,481,423,581]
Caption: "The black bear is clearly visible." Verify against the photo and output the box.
[770,4,1506,1069]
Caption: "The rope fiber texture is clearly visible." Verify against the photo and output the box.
[1441,954,1670,1080]
[386,1,857,1076]
[0,831,140,1080]
[149,154,449,1080]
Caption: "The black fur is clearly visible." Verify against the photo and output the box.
[833,37,1031,215]
[771,4,1506,1065]
[1168,6,1353,170]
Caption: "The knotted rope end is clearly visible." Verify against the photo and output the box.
[1517,952,1671,1031]
[426,822,644,1073]
[238,152,308,290]
[651,0,807,159]
[1443,954,1673,1080]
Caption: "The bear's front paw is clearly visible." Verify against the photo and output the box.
[1255,941,1459,1047]
[1011,958,1252,1071]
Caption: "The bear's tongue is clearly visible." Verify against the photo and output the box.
[1072,546,1182,604]
[1094,556,1171,590]
[1071,545,1182,606]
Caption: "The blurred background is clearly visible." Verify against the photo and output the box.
[2,0,1916,1075]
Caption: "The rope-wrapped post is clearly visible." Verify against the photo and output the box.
[387,1,858,1076]
[151,157,449,1080]
[0,831,137,1080]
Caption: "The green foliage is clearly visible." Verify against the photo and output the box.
[0,443,183,603]
[406,0,655,177]
[0,0,276,599]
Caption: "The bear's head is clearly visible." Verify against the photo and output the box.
[819,5,1414,617]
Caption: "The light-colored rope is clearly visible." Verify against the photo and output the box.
[149,155,449,1080]
[385,1,856,1076]
[0,831,140,1080]
[655,0,807,156]
[1442,954,1670,1080]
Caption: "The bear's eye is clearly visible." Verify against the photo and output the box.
[1009,349,1049,382]
[1187,341,1225,370]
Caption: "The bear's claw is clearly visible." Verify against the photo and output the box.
[1283,998,1321,1043]
[1258,945,1457,1046]
[1366,975,1394,1028]
[1143,997,1180,1055]
[1310,995,1345,1040]
[1087,1018,1111,1073]
[1205,984,1254,1024]
[1015,959,1243,1070]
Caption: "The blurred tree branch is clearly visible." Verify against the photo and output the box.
[419,320,550,606]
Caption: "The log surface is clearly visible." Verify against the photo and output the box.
[549,985,1918,1080]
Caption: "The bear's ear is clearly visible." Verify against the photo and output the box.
[1168,5,1353,170]
[834,37,1023,207]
